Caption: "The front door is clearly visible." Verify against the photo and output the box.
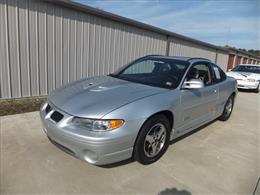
[177,62,218,133]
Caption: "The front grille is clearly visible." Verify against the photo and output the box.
[45,104,52,113]
[50,111,64,122]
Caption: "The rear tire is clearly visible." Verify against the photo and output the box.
[219,95,234,121]
[134,114,171,165]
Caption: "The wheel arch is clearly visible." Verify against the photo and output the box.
[154,110,174,130]
[142,110,174,130]
[134,110,174,143]
[132,110,174,160]
[231,91,237,99]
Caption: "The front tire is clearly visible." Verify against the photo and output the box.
[219,94,234,121]
[134,114,171,165]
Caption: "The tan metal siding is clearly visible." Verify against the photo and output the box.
[1,0,236,99]
[68,11,76,82]
[216,51,229,70]
[0,0,167,98]
[46,3,55,92]
[18,0,30,96]
[61,7,69,85]
[54,5,63,89]
[8,0,22,97]
[28,0,39,96]
[38,2,47,95]
[82,14,90,77]
[168,38,216,61]
[0,0,11,98]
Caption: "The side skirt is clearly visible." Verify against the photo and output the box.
[169,115,221,141]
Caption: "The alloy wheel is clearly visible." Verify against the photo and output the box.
[224,97,233,117]
[144,123,166,158]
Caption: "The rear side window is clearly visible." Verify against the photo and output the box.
[211,63,226,83]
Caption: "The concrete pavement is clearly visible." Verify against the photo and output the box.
[0,91,259,194]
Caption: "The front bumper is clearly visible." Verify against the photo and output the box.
[40,102,140,165]
[236,80,258,89]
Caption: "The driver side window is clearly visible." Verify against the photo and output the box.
[186,63,212,86]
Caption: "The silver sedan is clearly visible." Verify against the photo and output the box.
[40,55,237,165]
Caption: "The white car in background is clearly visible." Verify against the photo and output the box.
[226,64,260,93]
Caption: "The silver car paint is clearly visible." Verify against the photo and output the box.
[40,58,237,165]
[48,76,167,119]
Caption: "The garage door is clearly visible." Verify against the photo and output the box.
[227,54,235,70]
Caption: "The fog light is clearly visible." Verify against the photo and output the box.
[83,149,98,163]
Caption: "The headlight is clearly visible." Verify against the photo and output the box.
[71,117,124,131]
[247,79,256,82]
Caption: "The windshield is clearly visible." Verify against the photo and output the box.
[110,57,190,89]
[232,65,260,74]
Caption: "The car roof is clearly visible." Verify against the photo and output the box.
[237,64,260,66]
[145,55,211,62]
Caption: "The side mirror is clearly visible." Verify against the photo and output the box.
[182,79,204,89]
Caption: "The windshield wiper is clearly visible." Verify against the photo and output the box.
[108,74,118,78]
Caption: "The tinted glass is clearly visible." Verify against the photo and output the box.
[232,65,260,74]
[211,63,226,83]
[110,57,190,89]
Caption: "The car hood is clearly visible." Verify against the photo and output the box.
[48,76,168,118]
[226,71,260,80]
